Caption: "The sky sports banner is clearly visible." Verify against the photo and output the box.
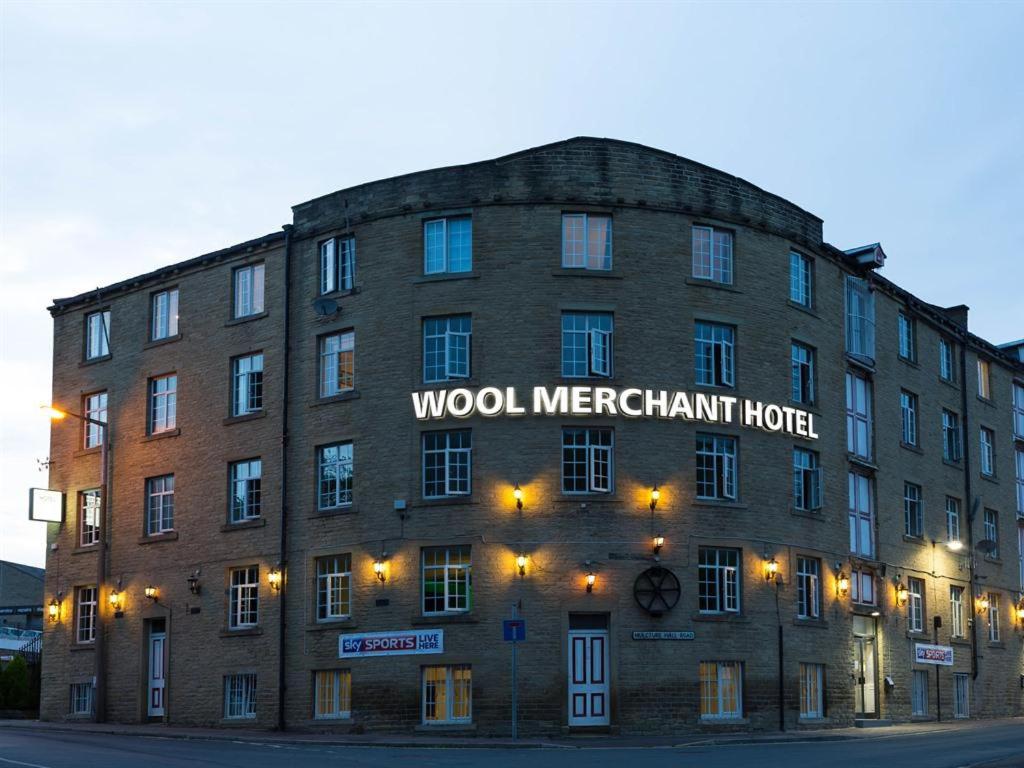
[339,629,444,659]
[914,643,954,666]
[412,385,819,440]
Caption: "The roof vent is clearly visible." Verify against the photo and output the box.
[843,243,886,270]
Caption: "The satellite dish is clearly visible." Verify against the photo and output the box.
[312,297,339,317]
[975,539,998,555]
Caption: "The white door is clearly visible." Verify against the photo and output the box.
[568,629,609,726]
[148,631,166,717]
[853,635,877,716]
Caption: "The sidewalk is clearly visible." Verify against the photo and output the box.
[1,717,1017,749]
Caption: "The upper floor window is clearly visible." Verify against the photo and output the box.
[791,342,815,404]
[228,566,259,629]
[696,433,737,501]
[145,474,175,536]
[988,593,1001,642]
[151,288,179,341]
[561,213,612,271]
[423,315,471,383]
[897,311,916,361]
[422,545,471,615]
[982,508,999,557]
[320,236,356,294]
[904,482,923,538]
[423,429,471,498]
[75,585,97,644]
[317,442,353,510]
[908,577,925,633]
[695,322,735,387]
[233,263,265,318]
[424,217,471,275]
[1015,448,1024,515]
[149,374,177,434]
[950,585,965,638]
[561,312,613,378]
[692,225,733,284]
[1012,381,1024,438]
[900,390,918,447]
[562,427,613,494]
[79,490,100,548]
[789,251,812,307]
[796,557,820,619]
[845,371,872,460]
[83,391,107,449]
[698,547,739,614]
[844,276,875,361]
[942,409,962,462]
[977,359,991,400]
[946,496,961,546]
[85,310,110,360]
[851,568,875,605]
[229,459,262,523]
[939,338,956,382]
[848,472,874,557]
[980,427,996,477]
[320,331,355,397]
[232,353,263,416]
[316,554,352,621]
[792,448,822,512]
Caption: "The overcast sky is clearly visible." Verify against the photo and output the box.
[2,2,1021,568]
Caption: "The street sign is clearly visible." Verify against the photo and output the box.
[503,618,526,642]
[914,643,954,666]
[632,631,694,641]
[338,629,443,658]
[29,488,64,523]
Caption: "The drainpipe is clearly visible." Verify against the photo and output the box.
[958,336,979,680]
[277,224,293,730]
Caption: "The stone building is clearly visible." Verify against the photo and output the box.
[40,138,1024,733]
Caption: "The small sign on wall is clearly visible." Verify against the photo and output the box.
[28,488,64,523]
[339,629,444,658]
[914,643,954,666]
[632,631,695,641]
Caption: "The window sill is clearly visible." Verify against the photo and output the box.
[220,717,258,725]
[220,518,266,533]
[73,446,102,459]
[942,459,964,471]
[847,454,878,472]
[684,277,741,294]
[951,638,971,647]
[411,614,478,626]
[80,354,112,368]
[983,556,1002,564]
[223,411,266,426]
[308,506,357,519]
[987,642,1005,650]
[900,442,923,455]
[699,717,749,725]
[142,428,181,442]
[692,500,748,511]
[845,354,876,373]
[550,269,623,280]
[851,604,880,616]
[792,618,828,629]
[902,535,928,547]
[72,545,99,556]
[69,644,95,652]
[906,630,928,640]
[138,531,179,545]
[415,723,476,733]
[558,376,616,384]
[790,508,823,521]
[313,390,361,406]
[787,300,819,318]
[979,473,999,485]
[144,334,182,350]
[225,311,269,327]
[419,379,479,389]
[219,627,263,638]
[319,286,361,300]
[306,619,357,632]
[414,271,480,284]
[898,356,920,369]
[976,395,995,408]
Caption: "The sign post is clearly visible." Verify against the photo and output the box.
[503,608,526,740]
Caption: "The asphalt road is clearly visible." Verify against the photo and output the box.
[0,724,1022,768]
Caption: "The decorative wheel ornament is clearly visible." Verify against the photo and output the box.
[633,566,681,616]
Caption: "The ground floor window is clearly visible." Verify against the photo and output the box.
[912,670,929,716]
[953,673,970,719]
[798,663,824,719]
[422,665,471,724]
[224,673,257,719]
[69,682,94,715]
[314,669,351,719]
[699,661,742,720]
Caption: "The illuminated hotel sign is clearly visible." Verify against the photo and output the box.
[412,386,818,440]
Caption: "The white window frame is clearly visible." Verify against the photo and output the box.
[1012,382,1024,439]
[145,474,174,535]
[950,586,965,639]
[908,577,924,633]
[796,557,820,619]
[942,409,962,462]
[314,669,352,720]
[695,321,735,387]
[316,554,352,622]
[939,338,956,382]
[799,663,824,719]
[422,546,472,616]
[76,585,97,644]
[423,315,471,383]
[423,217,472,275]
[900,389,918,447]
[946,496,962,546]
[898,311,915,361]
[791,342,815,404]
[233,263,265,319]
[911,669,928,717]
[848,472,874,558]
[319,331,355,397]
[229,566,259,630]
[561,312,614,378]
[845,371,872,459]
[793,448,822,512]
[953,673,970,718]
[69,682,94,716]
[988,593,1000,642]
[151,288,179,341]
[422,430,472,499]
[318,442,354,510]
[561,428,614,494]
[84,391,107,449]
[148,374,177,434]
[980,427,995,477]
[699,661,742,720]
[696,433,737,501]
[977,359,991,400]
[79,489,100,547]
[789,251,812,307]
[692,226,734,284]
[904,482,923,539]
[1019,526,1024,592]
[85,310,110,360]
[698,547,740,614]
[1017,448,1024,517]
[232,353,264,416]
[229,459,262,523]
[422,664,472,724]
[983,509,999,557]
[319,236,356,295]
[844,276,875,360]
[561,213,613,271]
[224,673,257,719]
[851,568,875,605]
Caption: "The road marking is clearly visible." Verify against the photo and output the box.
[0,757,54,768]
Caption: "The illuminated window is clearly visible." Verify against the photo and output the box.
[698,547,740,614]
[318,442,353,510]
[850,568,875,605]
[695,322,735,387]
[848,472,874,557]
[229,459,262,523]
[561,213,612,270]
[791,342,815,404]
[423,315,471,382]
[83,391,107,449]
[561,312,613,378]
[900,390,918,447]
[320,236,356,294]
[232,353,263,415]
[314,670,351,719]
[946,496,962,545]
[424,217,472,274]
[845,371,872,459]
[562,427,613,494]
[316,554,351,621]
[789,251,812,307]
[799,663,825,719]
[85,310,110,360]
[151,288,179,341]
[977,359,991,400]
[988,593,1000,642]
[233,263,265,318]
[320,331,355,397]
[692,226,733,284]
[898,311,916,361]
[980,427,995,477]
[228,566,259,629]
[422,546,471,615]
[796,557,820,619]
[942,410,962,462]
[422,665,472,724]
[793,448,822,512]
[904,482,923,538]
[224,673,256,719]
[845,276,875,361]
[908,577,925,633]
[939,338,956,382]
[699,661,742,719]
[950,586,965,638]
[422,430,471,498]
[75,586,97,644]
[696,433,736,500]
[148,374,177,434]
[145,474,175,535]
[79,490,100,547]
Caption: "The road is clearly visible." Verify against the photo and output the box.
[0,723,1022,768]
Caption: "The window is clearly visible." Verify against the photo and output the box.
[939,338,956,383]
[561,312,613,378]
[76,586,97,644]
[950,586,965,638]
[1019,527,1024,591]
[692,226,733,284]
[848,472,874,557]
[695,322,735,387]
[898,311,916,361]
[699,661,742,719]
[232,354,263,416]
[983,509,999,557]
[1016,448,1024,516]
[900,390,918,447]
[696,434,737,500]
[791,342,815,404]
[69,682,94,716]
[561,213,612,270]
[562,427,613,494]
[85,310,110,360]
[698,547,740,614]
[319,331,355,397]
[424,217,472,274]
[151,288,179,340]
[83,391,107,449]
[422,430,471,498]
[1012,382,1024,438]
[318,442,354,510]
[908,577,924,633]
[799,663,824,719]
[851,568,875,605]
[79,489,100,547]
[912,670,928,717]
[316,554,352,621]
[145,475,174,535]
[977,359,991,400]
[904,482,923,538]
[845,372,872,459]
[233,263,265,318]
[422,546,471,615]
[224,674,257,719]
[422,665,472,724]
[229,566,259,629]
[320,236,356,294]
[946,496,961,546]
[792,448,822,512]
[980,427,995,477]
[149,374,177,434]
[789,251,812,307]
[942,409,962,462]
[796,557,820,619]
[953,673,969,718]
[423,315,471,382]
[988,593,1000,642]
[229,459,262,523]
[844,276,875,360]
[314,670,351,719]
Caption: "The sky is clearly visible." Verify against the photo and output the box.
[1,1,1022,569]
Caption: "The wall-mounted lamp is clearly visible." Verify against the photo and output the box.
[187,571,201,595]
[976,593,990,613]
[652,535,665,555]
[764,557,779,582]
[144,585,158,601]
[947,540,964,552]
[649,485,660,512]
[373,557,387,584]
[48,596,61,623]
[586,572,596,593]
[1015,600,1024,626]
[516,554,527,577]
[268,567,282,592]
[836,571,850,597]
[108,589,122,612]
[895,580,909,607]
[512,482,523,511]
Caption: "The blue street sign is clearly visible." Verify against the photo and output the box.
[503,618,526,642]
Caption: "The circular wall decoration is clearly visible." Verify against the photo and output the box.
[633,566,681,616]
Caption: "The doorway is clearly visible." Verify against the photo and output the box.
[147,618,166,718]
[567,614,609,727]
[852,615,877,718]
